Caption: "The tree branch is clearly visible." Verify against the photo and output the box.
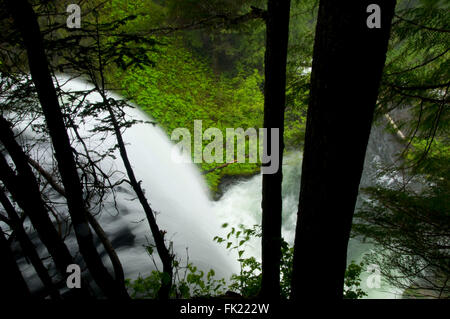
[141,6,267,36]
[395,14,450,33]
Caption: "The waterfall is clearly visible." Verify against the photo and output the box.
[8,76,239,293]
[212,122,406,299]
[6,76,404,298]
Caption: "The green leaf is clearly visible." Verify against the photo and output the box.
[161,272,171,285]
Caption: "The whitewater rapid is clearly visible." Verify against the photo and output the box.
[6,76,404,299]
[7,76,239,293]
[213,122,406,299]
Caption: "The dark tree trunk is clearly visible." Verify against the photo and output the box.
[260,0,290,299]
[88,21,172,298]
[0,189,61,299]
[0,151,74,275]
[0,226,31,299]
[103,96,173,299]
[0,118,91,298]
[0,120,88,295]
[5,0,128,299]
[291,0,396,299]
[26,155,126,288]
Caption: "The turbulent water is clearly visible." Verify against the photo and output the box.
[213,121,406,299]
[8,77,405,298]
[11,77,239,293]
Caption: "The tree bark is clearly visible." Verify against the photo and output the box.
[0,189,61,299]
[89,21,173,298]
[291,0,396,299]
[103,96,173,299]
[260,0,290,299]
[0,151,73,274]
[0,122,93,298]
[0,225,32,299]
[0,120,89,298]
[26,155,126,288]
[5,0,129,299]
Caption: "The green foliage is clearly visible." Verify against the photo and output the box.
[127,222,368,299]
[165,0,267,76]
[378,0,449,138]
[215,223,367,299]
[356,1,450,298]
[125,271,164,299]
[343,261,368,299]
[353,125,449,297]
[284,72,309,148]
[103,0,168,32]
[214,224,262,297]
[100,0,310,194]
[280,239,295,298]
[353,164,450,297]
[126,247,227,299]
[111,36,267,192]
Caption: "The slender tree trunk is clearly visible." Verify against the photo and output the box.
[89,20,173,298]
[260,0,290,299]
[0,124,91,298]
[26,155,126,287]
[0,190,61,299]
[0,226,31,299]
[103,96,173,299]
[291,0,396,299]
[0,120,89,297]
[0,151,73,275]
[5,0,128,299]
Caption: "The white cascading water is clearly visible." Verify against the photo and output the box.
[10,76,239,292]
[214,122,407,299]
[9,76,405,298]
